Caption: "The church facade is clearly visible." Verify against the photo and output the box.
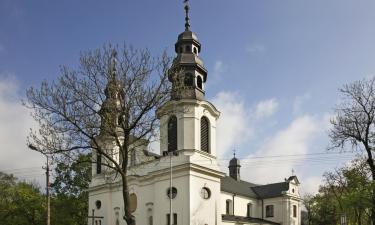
[88,3,302,225]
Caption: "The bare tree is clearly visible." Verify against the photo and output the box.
[329,76,375,224]
[24,45,171,225]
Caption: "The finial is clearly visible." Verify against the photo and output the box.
[291,168,295,176]
[233,149,236,158]
[184,0,190,31]
[110,49,118,78]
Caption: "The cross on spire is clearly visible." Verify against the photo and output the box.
[184,0,190,31]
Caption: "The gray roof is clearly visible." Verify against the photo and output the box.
[178,30,199,42]
[229,157,240,166]
[221,176,290,199]
[222,215,280,225]
[220,176,258,198]
[251,182,289,199]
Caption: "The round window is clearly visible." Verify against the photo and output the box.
[95,200,101,209]
[201,187,211,199]
[167,187,177,199]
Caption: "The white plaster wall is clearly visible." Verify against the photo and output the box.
[220,192,258,218]
[189,170,222,225]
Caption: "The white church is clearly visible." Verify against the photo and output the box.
[88,2,302,225]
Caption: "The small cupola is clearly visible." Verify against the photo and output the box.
[168,0,208,101]
[228,152,241,181]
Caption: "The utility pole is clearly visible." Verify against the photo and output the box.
[28,144,50,225]
[170,151,173,225]
[167,151,178,225]
[43,155,51,225]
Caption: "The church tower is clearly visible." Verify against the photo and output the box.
[157,1,220,160]
[168,2,207,101]
[155,2,225,225]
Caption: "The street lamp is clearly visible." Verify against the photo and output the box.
[164,150,178,225]
[28,144,50,225]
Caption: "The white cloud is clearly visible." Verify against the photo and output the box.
[0,74,44,184]
[242,115,320,184]
[245,44,266,54]
[253,98,279,120]
[212,91,253,158]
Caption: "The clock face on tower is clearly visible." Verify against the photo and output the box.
[200,187,211,199]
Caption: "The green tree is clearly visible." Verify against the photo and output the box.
[304,158,372,225]
[50,154,91,225]
[329,77,375,223]
[0,172,45,225]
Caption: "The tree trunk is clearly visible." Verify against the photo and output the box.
[358,211,362,225]
[122,176,135,225]
[366,155,375,225]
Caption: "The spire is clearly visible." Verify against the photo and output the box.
[168,0,207,101]
[99,49,122,135]
[110,49,117,79]
[184,0,190,31]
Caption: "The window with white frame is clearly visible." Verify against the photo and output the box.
[226,199,233,215]
[247,203,252,217]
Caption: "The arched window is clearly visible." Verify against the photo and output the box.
[247,203,252,217]
[184,73,194,87]
[197,76,203,89]
[265,205,274,218]
[185,45,191,52]
[200,117,209,152]
[168,116,178,152]
[130,149,136,166]
[193,47,197,54]
[293,205,297,217]
[96,152,102,174]
[226,199,233,215]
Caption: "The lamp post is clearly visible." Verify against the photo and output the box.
[28,144,50,225]
[165,150,178,225]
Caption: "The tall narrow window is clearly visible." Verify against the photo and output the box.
[226,200,233,215]
[247,203,252,217]
[197,76,203,89]
[168,116,178,152]
[96,152,102,174]
[130,149,136,166]
[166,213,177,225]
[265,205,274,217]
[293,205,297,217]
[200,117,209,152]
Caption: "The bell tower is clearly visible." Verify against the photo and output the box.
[157,0,220,158]
[168,2,207,101]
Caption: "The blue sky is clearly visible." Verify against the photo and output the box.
[0,0,374,193]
